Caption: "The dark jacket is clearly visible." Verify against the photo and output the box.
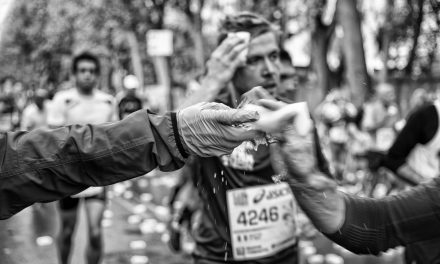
[0,110,185,219]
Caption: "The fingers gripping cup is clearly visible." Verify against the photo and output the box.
[241,102,313,137]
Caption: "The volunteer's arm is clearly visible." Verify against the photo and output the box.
[0,103,260,219]
[281,128,440,255]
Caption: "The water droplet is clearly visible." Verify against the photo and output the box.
[221,170,224,176]
[214,173,217,178]
[36,236,53,246]
[213,188,216,194]
[224,252,228,261]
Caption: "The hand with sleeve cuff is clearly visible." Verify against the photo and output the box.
[251,99,345,233]
[176,102,263,157]
[280,126,345,234]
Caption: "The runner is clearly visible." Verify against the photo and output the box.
[20,89,49,131]
[184,13,329,264]
[167,157,201,253]
[117,74,144,120]
[361,82,400,152]
[315,89,357,180]
[47,52,116,264]
[276,50,297,103]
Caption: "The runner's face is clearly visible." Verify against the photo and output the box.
[377,83,396,104]
[277,60,297,101]
[232,32,280,97]
[75,60,98,93]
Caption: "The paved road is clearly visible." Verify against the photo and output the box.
[0,196,191,264]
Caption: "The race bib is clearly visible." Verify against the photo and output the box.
[227,183,297,260]
[376,128,395,151]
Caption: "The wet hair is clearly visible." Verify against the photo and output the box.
[279,49,293,64]
[72,52,100,75]
[217,12,279,45]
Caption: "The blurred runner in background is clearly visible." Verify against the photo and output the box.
[276,50,297,103]
[21,89,49,131]
[315,89,358,180]
[0,76,20,132]
[167,157,201,253]
[117,74,144,120]
[361,82,400,152]
[48,52,117,264]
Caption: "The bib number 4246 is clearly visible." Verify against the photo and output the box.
[236,206,279,226]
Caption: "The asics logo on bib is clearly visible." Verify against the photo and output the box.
[266,186,291,200]
[252,189,266,204]
[251,185,291,204]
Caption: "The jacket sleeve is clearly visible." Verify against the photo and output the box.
[0,110,186,219]
[325,177,440,255]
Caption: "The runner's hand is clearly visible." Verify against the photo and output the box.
[238,86,275,107]
[205,34,248,88]
[177,102,262,157]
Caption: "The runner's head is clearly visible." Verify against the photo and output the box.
[277,50,297,102]
[375,82,395,106]
[72,52,100,94]
[218,12,281,97]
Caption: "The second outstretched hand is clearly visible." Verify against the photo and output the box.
[280,117,345,234]
[247,98,346,234]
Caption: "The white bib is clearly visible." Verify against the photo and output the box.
[227,183,297,260]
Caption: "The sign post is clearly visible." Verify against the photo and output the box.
[147,29,174,110]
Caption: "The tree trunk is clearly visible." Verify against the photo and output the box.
[310,12,334,104]
[311,22,332,97]
[378,0,394,82]
[404,0,425,75]
[336,0,371,106]
[192,8,205,71]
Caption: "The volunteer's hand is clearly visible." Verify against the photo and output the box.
[205,35,248,88]
[280,123,344,234]
[177,102,262,157]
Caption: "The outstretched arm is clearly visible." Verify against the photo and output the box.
[281,126,440,255]
[0,103,260,219]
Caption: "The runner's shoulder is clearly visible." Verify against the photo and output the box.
[51,88,78,103]
[94,89,115,102]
